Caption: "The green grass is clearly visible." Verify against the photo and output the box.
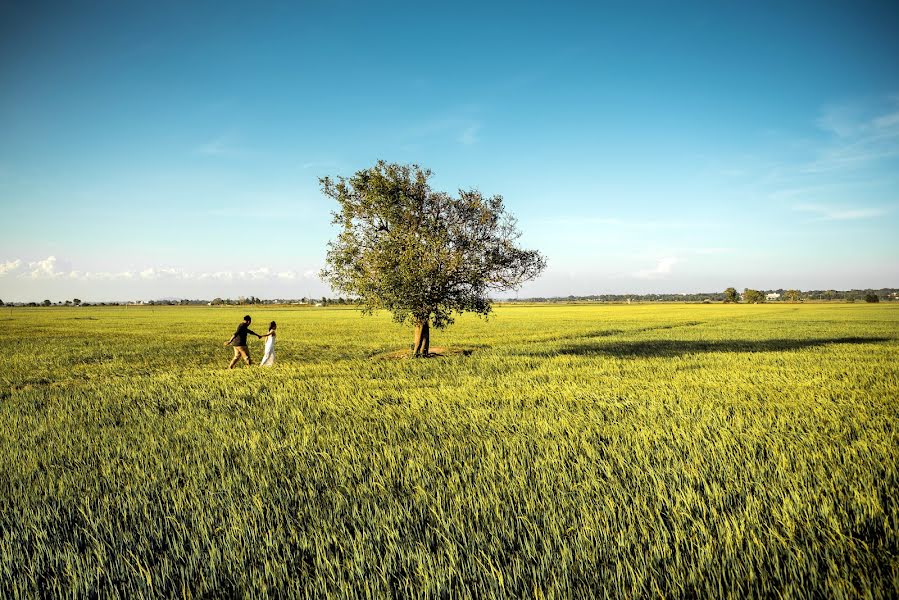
[1,303,897,597]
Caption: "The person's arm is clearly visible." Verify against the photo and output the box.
[224,334,237,347]
[247,329,260,339]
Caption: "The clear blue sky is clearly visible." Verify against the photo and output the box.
[1,0,897,301]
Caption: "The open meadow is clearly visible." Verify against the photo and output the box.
[1,303,897,597]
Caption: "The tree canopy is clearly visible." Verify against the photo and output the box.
[320,161,546,353]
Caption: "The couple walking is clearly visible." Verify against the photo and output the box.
[224,315,277,368]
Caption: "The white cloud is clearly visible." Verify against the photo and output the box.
[0,259,22,277]
[1,257,315,283]
[26,256,66,279]
[793,204,889,221]
[243,268,272,280]
[139,267,187,280]
[632,257,679,280]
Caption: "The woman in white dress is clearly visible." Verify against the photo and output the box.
[259,321,277,366]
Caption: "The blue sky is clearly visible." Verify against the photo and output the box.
[1,0,897,301]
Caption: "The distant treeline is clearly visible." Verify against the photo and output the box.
[0,296,356,307]
[506,288,899,303]
[2,289,896,307]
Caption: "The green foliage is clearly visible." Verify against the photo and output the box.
[785,289,801,303]
[865,293,880,303]
[723,287,739,303]
[320,161,546,328]
[1,304,897,596]
[742,288,765,304]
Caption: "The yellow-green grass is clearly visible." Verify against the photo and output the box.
[0,303,897,597]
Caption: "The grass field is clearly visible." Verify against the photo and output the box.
[1,303,897,597]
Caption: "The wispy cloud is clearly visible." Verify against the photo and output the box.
[539,216,715,231]
[542,216,623,226]
[195,134,244,157]
[207,206,312,220]
[793,203,889,221]
[816,104,865,138]
[803,98,899,173]
[690,247,734,255]
[302,160,340,171]
[458,124,480,145]
[873,111,899,130]
[632,257,679,280]
[402,106,483,147]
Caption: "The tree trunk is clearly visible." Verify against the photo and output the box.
[412,320,430,357]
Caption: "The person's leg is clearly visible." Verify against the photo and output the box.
[228,347,241,369]
[240,346,252,366]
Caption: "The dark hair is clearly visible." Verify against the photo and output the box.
[243,315,251,322]
[269,321,276,330]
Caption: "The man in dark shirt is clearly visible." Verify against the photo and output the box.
[224,315,260,368]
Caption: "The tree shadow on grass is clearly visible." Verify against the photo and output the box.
[557,336,893,358]
[523,321,706,345]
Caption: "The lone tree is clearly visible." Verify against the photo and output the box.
[723,287,739,303]
[321,161,546,356]
[785,289,801,303]
[743,288,766,304]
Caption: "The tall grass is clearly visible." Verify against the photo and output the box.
[1,304,897,597]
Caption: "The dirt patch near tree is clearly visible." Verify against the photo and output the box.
[371,346,475,360]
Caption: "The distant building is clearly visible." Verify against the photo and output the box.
[766,293,781,300]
